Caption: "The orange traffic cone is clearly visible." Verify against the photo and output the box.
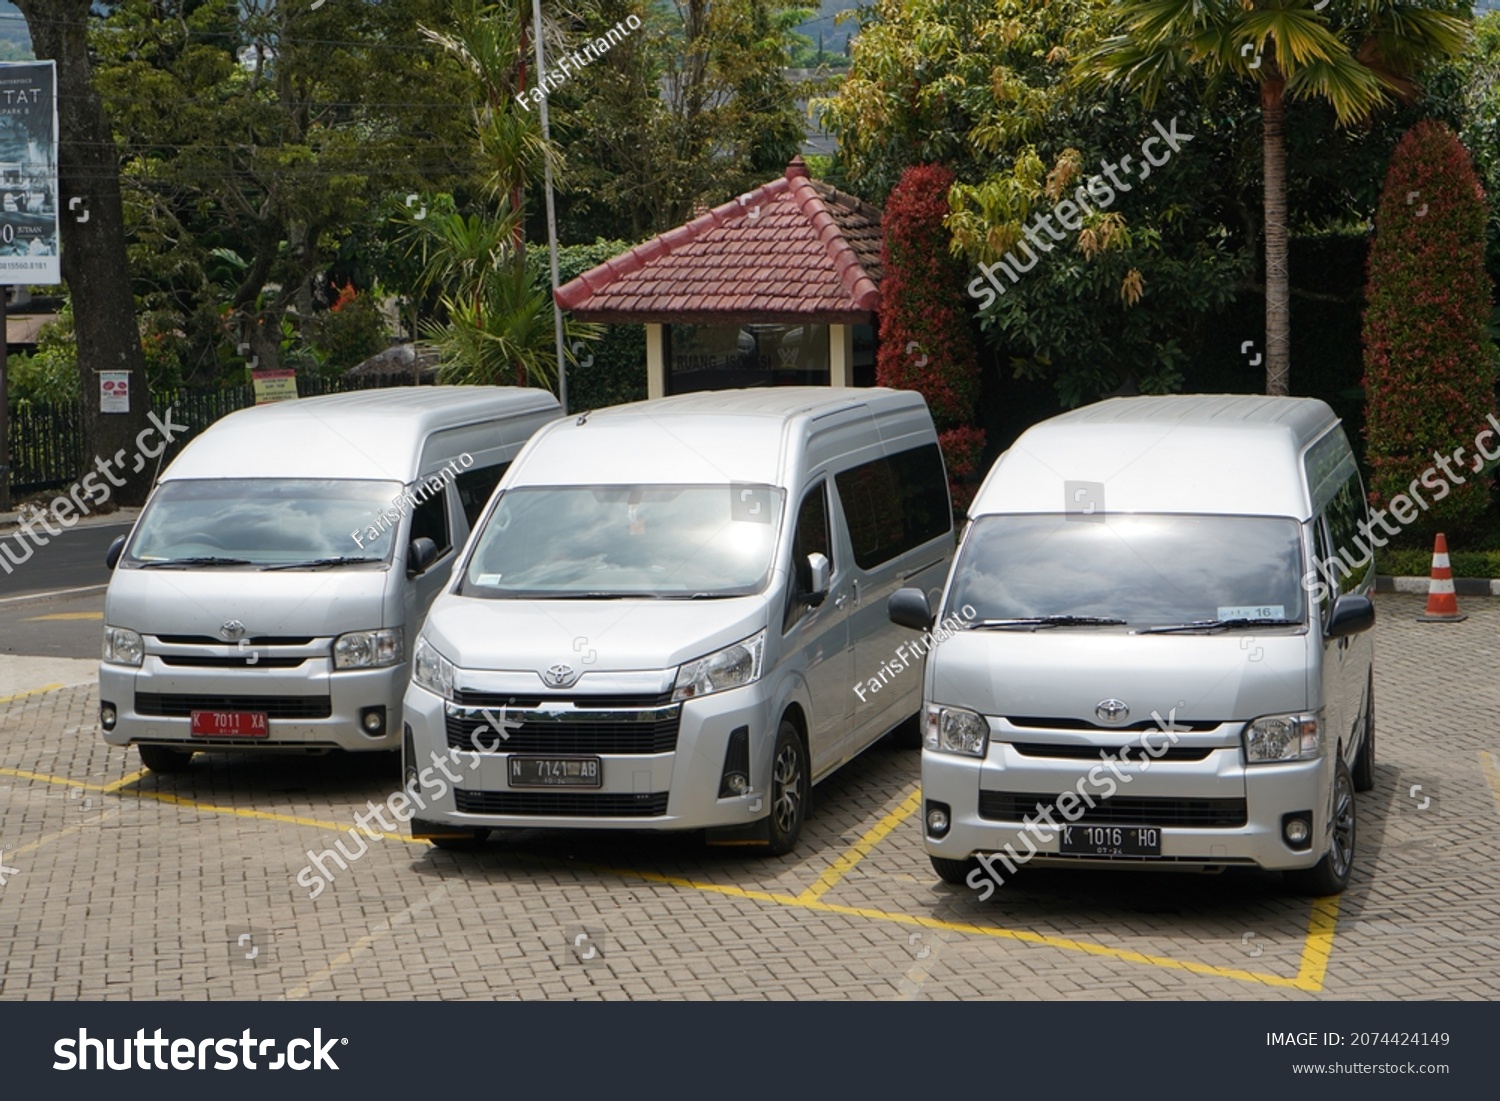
[1417,533,1467,623]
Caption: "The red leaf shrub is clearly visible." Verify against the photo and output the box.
[1362,121,1497,535]
[878,163,985,502]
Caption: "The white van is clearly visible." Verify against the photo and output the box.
[889,395,1375,895]
[99,386,560,772]
[402,387,953,854]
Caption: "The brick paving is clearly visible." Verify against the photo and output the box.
[1,592,1498,1000]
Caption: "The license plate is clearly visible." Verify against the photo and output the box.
[509,755,602,788]
[190,710,268,737]
[1060,824,1161,857]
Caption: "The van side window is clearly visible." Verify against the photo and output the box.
[410,487,452,557]
[456,463,509,528]
[834,443,950,571]
[1312,520,1334,622]
[785,482,831,632]
[1323,474,1372,596]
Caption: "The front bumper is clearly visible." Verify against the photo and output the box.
[922,727,1334,873]
[402,673,776,832]
[99,645,404,752]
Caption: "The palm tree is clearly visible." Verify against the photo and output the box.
[1080,1,1469,396]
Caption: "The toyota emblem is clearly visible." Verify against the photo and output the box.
[219,620,248,641]
[544,663,579,689]
[1095,698,1129,724]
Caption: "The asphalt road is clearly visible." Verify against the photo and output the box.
[0,517,132,599]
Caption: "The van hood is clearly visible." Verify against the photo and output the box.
[423,595,767,675]
[105,568,393,638]
[929,630,1312,725]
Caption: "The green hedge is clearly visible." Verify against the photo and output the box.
[1377,547,1500,579]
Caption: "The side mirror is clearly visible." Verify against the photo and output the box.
[407,537,438,578]
[888,587,934,632]
[104,535,126,570]
[801,552,831,606]
[1326,593,1375,639]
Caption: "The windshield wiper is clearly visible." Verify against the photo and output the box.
[136,556,253,569]
[261,556,382,571]
[967,615,1127,630]
[1136,617,1301,635]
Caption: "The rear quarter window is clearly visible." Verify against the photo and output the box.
[834,443,950,570]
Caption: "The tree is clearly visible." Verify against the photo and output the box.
[1081,0,1470,397]
[16,0,151,505]
[1362,120,1495,535]
[91,0,476,382]
[821,0,1248,406]
[553,0,809,240]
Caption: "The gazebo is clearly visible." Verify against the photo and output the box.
[555,156,884,399]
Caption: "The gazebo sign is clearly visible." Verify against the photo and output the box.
[0,61,59,285]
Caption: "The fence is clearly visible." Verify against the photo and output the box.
[5,373,423,497]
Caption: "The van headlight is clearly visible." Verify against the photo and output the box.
[411,636,456,698]
[333,628,404,669]
[926,704,989,757]
[102,626,144,667]
[672,632,765,702]
[1243,712,1322,763]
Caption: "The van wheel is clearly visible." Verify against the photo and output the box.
[930,855,978,886]
[766,720,809,856]
[1284,758,1356,896]
[887,713,923,749]
[137,744,194,773]
[1352,677,1375,793]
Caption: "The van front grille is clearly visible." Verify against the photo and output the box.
[978,791,1248,828]
[1008,742,1214,762]
[454,789,669,817]
[445,704,680,755]
[136,693,332,719]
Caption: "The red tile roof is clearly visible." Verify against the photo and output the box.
[555,157,884,324]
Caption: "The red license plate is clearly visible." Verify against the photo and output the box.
[189,710,269,737]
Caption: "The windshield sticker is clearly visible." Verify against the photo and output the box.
[1216,605,1285,621]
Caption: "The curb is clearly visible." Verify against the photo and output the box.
[0,508,140,534]
[1375,575,1500,597]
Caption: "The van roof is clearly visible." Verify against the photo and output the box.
[972,394,1342,520]
[161,386,560,483]
[514,387,928,487]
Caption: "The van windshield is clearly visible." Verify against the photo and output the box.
[947,514,1306,628]
[461,484,785,598]
[126,479,403,567]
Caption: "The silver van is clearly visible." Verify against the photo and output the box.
[889,395,1375,895]
[99,386,560,772]
[402,387,953,854]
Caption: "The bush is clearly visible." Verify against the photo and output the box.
[1362,121,1497,537]
[551,239,648,410]
[877,164,985,497]
[305,284,390,374]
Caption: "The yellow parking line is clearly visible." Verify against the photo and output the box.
[1295,896,1342,991]
[0,766,117,792]
[798,787,921,903]
[24,612,103,621]
[1480,751,1500,816]
[102,769,150,793]
[0,683,64,705]
[284,886,452,1001]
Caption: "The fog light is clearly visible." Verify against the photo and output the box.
[726,772,748,794]
[1285,818,1310,844]
[359,706,386,736]
[927,805,950,836]
[100,703,117,731]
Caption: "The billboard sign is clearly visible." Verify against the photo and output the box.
[0,61,59,285]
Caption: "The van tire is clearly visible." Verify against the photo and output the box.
[888,713,923,749]
[1284,758,1356,896]
[137,744,194,773]
[1352,677,1375,793]
[766,720,809,856]
[930,855,978,886]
